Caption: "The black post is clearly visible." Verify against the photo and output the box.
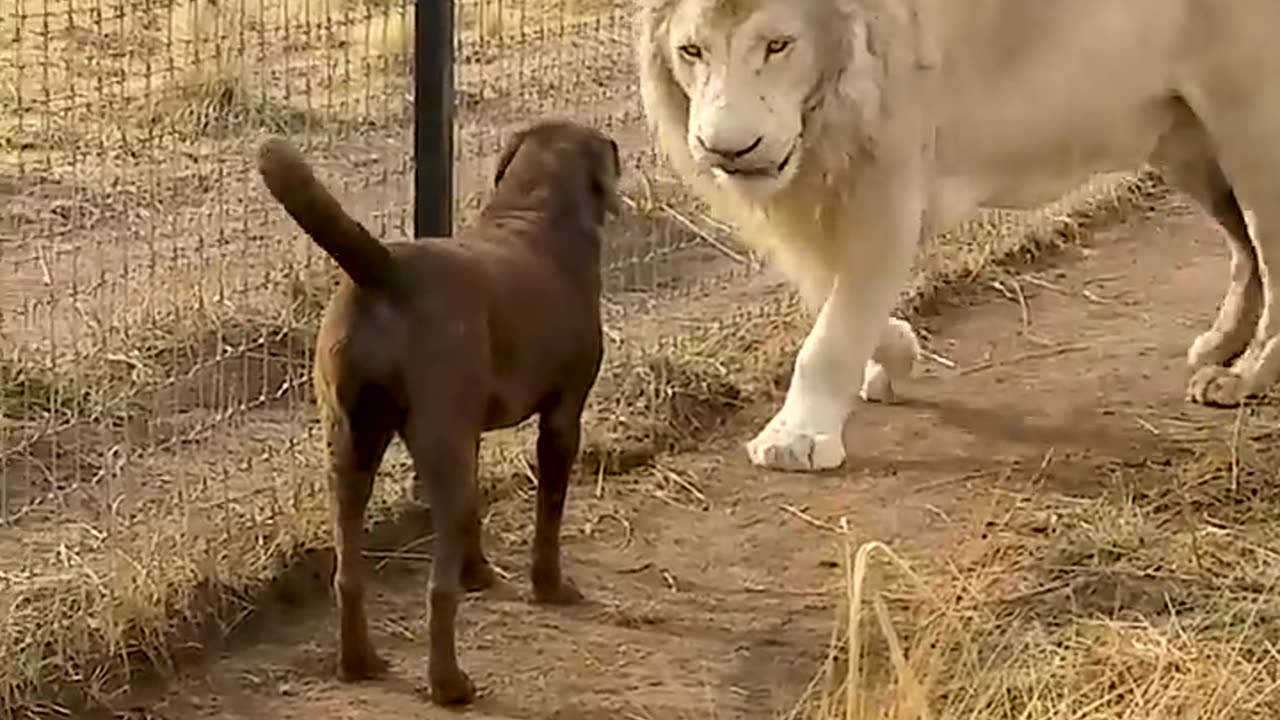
[414,0,454,239]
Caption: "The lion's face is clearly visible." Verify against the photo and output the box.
[662,0,826,199]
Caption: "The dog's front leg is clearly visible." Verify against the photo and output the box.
[531,398,587,605]
[746,168,923,472]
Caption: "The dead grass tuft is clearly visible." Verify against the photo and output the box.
[147,69,322,139]
[582,336,745,475]
[0,360,92,423]
[903,168,1175,320]
[797,403,1280,720]
[346,5,414,65]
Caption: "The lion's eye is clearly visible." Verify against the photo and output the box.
[765,38,792,56]
[678,43,703,61]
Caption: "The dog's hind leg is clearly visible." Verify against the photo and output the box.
[325,404,393,682]
[403,417,480,706]
[530,393,588,606]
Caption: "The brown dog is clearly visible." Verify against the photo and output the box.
[256,120,620,706]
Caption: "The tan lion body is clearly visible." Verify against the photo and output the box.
[638,0,1280,471]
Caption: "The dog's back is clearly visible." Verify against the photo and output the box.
[256,122,620,430]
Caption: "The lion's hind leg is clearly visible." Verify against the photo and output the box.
[1151,101,1263,373]
[1182,184,1261,371]
[859,316,921,404]
[1188,198,1280,407]
[1180,83,1280,406]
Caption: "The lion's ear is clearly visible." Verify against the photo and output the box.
[493,129,529,187]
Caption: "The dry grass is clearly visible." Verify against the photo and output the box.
[796,420,1280,719]
[2,0,404,155]
[0,0,635,362]
[0,0,620,155]
[785,336,1280,717]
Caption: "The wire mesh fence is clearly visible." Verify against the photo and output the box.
[0,0,766,710]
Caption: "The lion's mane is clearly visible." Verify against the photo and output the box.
[636,0,922,303]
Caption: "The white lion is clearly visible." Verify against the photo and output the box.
[637,0,1280,472]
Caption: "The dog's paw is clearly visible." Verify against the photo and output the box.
[461,558,498,593]
[337,648,390,682]
[429,667,477,706]
[1186,365,1248,407]
[745,416,845,472]
[533,577,584,606]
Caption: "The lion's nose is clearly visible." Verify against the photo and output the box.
[697,135,763,161]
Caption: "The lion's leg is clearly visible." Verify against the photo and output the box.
[1184,187,1262,369]
[1188,203,1280,407]
[772,245,921,406]
[746,197,920,472]
[859,316,922,404]
[1152,105,1263,370]
[1183,89,1280,406]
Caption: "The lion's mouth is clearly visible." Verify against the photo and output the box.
[714,142,796,179]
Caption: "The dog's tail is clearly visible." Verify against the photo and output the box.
[257,137,395,291]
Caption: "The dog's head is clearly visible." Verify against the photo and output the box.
[492,120,623,226]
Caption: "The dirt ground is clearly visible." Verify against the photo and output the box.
[93,202,1244,719]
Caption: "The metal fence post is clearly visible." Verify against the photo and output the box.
[415,0,454,239]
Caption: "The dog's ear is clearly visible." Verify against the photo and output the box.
[592,136,623,217]
[493,129,529,187]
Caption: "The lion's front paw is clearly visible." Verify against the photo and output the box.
[1186,365,1248,407]
[745,415,845,471]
